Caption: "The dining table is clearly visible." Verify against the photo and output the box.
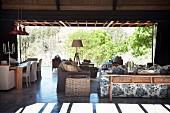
[9,62,28,90]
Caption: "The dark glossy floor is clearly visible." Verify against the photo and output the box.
[0,67,170,113]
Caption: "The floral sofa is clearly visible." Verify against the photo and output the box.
[99,76,168,98]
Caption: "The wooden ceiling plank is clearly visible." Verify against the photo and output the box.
[56,0,60,11]
[75,21,79,27]
[112,23,116,27]
[59,20,67,27]
[65,21,71,27]
[103,21,108,27]
[113,0,117,10]
[120,23,125,27]
[107,21,114,27]
[49,22,54,26]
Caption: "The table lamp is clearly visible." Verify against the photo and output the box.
[71,40,83,64]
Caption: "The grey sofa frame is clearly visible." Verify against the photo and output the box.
[57,67,90,92]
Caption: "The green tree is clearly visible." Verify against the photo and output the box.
[19,26,61,66]
[64,29,114,65]
[130,27,152,57]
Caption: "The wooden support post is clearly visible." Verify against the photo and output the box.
[109,76,113,102]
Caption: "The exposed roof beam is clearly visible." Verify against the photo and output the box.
[113,0,117,10]
[21,20,157,27]
[107,21,114,27]
[2,10,170,22]
[59,20,67,27]
[76,21,79,27]
[103,21,108,27]
[95,21,97,27]
[56,0,60,11]
[65,21,71,27]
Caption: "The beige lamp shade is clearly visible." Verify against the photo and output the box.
[71,40,83,47]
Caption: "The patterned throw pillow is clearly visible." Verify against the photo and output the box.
[62,63,78,72]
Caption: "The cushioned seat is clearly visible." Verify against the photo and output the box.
[22,61,31,87]
[57,61,90,92]
[0,65,15,90]
[30,61,37,83]
[37,59,42,79]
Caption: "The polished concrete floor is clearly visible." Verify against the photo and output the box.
[0,67,170,113]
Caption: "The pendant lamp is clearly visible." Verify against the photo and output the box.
[9,9,29,35]
[22,26,29,35]
[9,24,20,35]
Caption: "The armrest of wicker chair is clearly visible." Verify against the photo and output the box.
[57,67,90,92]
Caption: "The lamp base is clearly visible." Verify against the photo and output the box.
[74,53,80,65]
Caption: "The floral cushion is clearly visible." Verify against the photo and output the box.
[99,76,168,98]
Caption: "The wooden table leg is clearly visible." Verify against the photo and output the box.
[109,76,112,102]
[16,67,23,90]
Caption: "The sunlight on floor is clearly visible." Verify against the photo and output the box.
[15,103,55,113]
[70,103,93,113]
[20,103,45,113]
[141,104,170,113]
[96,103,118,113]
[15,103,170,113]
[42,103,56,113]
[119,104,144,113]
[59,103,70,113]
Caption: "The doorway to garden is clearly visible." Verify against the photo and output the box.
[17,21,157,67]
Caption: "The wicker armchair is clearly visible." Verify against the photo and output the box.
[57,61,90,92]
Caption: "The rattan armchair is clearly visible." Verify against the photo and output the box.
[57,62,90,92]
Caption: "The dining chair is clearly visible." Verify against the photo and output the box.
[0,65,15,90]
[30,61,37,83]
[37,59,42,79]
[22,61,31,87]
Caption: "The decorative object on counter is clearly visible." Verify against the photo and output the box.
[10,58,18,67]
[83,59,91,63]
[111,65,127,74]
[69,58,73,62]
[111,56,123,65]
[71,39,83,65]
[52,54,62,71]
[126,61,135,73]
[101,61,113,71]
[3,41,15,66]
[136,64,170,75]
[1,60,7,65]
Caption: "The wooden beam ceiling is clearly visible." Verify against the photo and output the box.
[2,10,170,22]
[20,20,157,27]
[2,0,170,10]
[1,0,170,27]
[56,0,60,11]
[112,0,117,10]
